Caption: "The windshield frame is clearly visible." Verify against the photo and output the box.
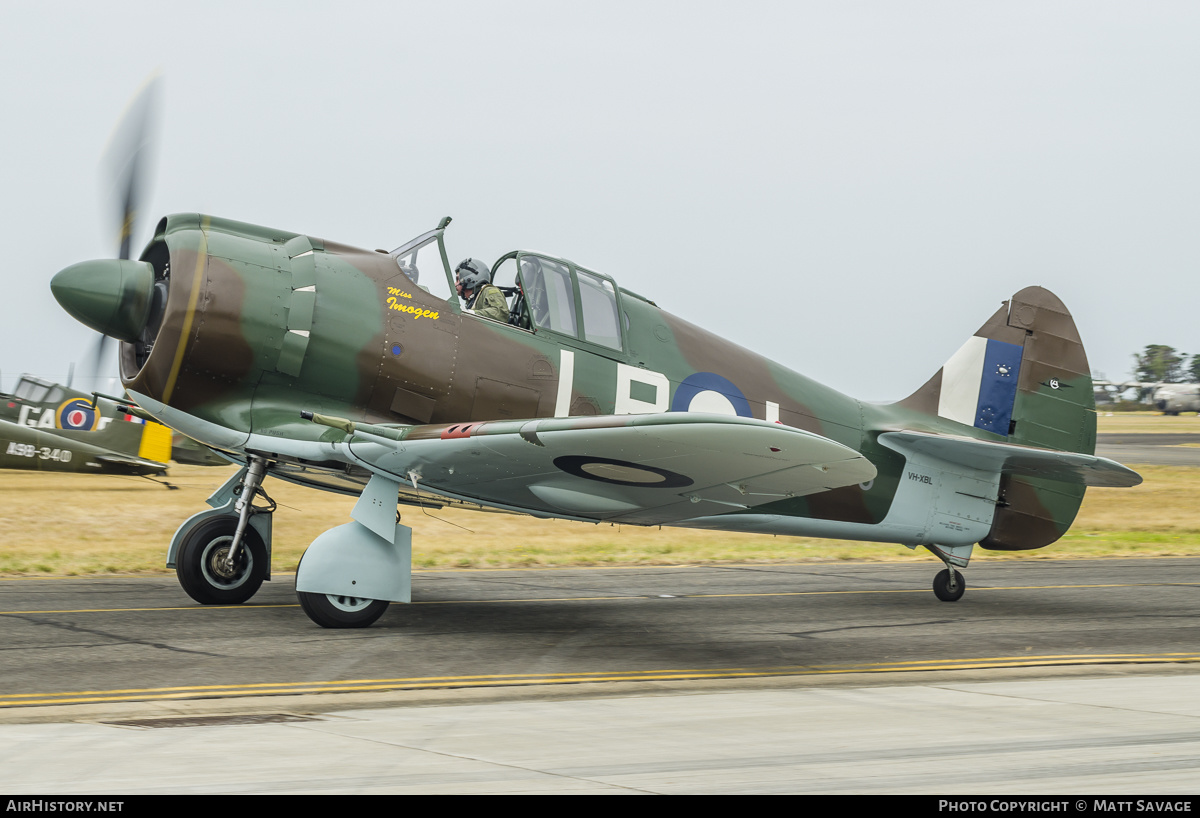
[390,225,459,312]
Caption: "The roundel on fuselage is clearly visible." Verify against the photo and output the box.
[670,372,753,418]
[56,398,99,431]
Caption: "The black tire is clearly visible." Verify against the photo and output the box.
[176,517,267,604]
[933,568,966,602]
[297,591,389,629]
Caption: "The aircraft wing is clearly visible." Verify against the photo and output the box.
[0,418,167,476]
[879,430,1141,487]
[94,452,170,474]
[335,413,877,526]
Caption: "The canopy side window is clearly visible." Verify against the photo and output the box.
[520,255,577,337]
[576,269,621,350]
[13,379,48,401]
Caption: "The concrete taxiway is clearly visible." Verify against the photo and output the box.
[1,669,1199,793]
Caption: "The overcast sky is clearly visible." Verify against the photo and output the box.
[2,1,1196,400]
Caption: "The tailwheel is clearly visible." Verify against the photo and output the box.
[176,518,267,604]
[933,568,966,602]
[297,591,389,629]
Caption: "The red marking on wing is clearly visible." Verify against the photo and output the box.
[440,424,480,440]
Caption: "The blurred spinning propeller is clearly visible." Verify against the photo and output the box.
[56,75,161,390]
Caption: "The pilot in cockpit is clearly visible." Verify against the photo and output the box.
[454,258,510,323]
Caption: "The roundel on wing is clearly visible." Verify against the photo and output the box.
[56,398,98,431]
[670,372,752,418]
[553,456,694,489]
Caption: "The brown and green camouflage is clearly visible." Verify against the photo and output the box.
[51,213,1135,553]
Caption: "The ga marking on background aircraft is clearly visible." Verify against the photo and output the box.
[0,372,172,476]
[0,371,226,472]
[50,209,1142,628]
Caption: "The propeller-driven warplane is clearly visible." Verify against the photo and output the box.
[49,209,1143,627]
[42,79,1141,627]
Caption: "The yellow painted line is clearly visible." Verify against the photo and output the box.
[4,581,1200,617]
[0,604,300,615]
[5,654,1200,708]
[161,217,209,405]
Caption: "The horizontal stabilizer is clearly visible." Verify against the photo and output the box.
[879,431,1141,487]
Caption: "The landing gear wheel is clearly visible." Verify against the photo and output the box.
[176,518,267,604]
[933,568,966,602]
[297,591,389,628]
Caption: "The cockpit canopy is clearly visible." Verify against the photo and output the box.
[491,253,622,350]
[10,374,67,404]
[391,219,627,352]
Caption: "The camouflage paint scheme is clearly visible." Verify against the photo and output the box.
[55,212,1129,552]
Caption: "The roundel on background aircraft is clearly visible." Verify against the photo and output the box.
[670,372,753,418]
[56,398,99,431]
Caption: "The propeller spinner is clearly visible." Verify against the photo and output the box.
[51,258,155,343]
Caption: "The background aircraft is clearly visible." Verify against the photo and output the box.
[0,374,169,477]
[1093,379,1200,415]
[1149,384,1200,415]
[1,372,229,467]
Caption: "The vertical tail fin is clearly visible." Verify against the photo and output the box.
[898,286,1096,550]
[136,419,173,463]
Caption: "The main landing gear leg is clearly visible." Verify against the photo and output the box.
[924,543,973,602]
[168,458,276,605]
[295,472,411,628]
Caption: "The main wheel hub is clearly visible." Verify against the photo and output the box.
[201,537,250,588]
[327,594,374,612]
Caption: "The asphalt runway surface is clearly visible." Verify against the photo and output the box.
[2,559,1200,793]
[3,558,1200,708]
[1097,431,1200,466]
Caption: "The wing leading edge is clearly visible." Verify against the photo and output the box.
[329,412,877,526]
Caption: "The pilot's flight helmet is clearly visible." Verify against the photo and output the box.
[455,258,491,291]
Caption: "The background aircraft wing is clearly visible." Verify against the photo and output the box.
[93,452,170,474]
[0,418,167,475]
[338,413,877,525]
